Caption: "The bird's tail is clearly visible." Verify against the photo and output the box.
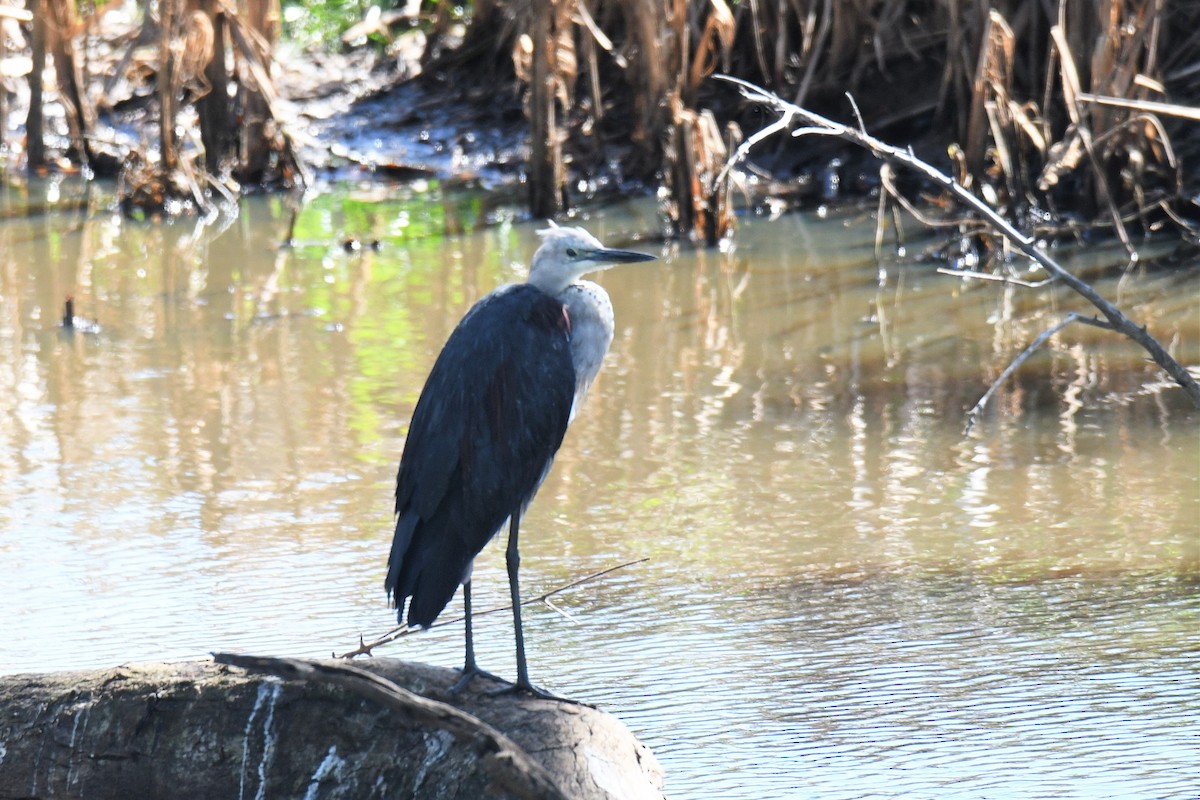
[385,512,418,618]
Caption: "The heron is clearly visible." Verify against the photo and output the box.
[385,224,656,694]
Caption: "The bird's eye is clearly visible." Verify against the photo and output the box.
[565,247,578,257]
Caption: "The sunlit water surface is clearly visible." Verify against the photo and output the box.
[1,179,1197,799]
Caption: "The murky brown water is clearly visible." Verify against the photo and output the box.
[2,178,1197,798]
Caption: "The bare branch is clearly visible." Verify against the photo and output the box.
[714,74,1200,409]
[1077,92,1200,122]
[713,113,795,196]
[879,162,980,229]
[542,598,578,623]
[844,92,867,135]
[964,313,1115,435]
[936,266,1056,288]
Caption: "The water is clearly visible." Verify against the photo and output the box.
[1,178,1197,798]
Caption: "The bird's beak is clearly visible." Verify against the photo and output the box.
[589,247,657,264]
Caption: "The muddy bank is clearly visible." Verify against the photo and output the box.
[4,2,1198,251]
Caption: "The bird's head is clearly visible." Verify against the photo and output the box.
[527,224,656,295]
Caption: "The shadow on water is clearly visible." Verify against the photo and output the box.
[0,179,1197,799]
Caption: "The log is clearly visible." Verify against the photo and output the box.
[0,657,664,800]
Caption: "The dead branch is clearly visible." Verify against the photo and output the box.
[714,74,1200,411]
[963,312,1115,435]
[1077,92,1200,122]
[879,162,980,230]
[212,653,569,800]
[340,558,649,659]
[936,266,1056,289]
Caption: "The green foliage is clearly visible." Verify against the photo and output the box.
[281,0,377,49]
[281,1,474,49]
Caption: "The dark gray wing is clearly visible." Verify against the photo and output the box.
[386,283,575,627]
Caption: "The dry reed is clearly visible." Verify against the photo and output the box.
[14,0,1198,244]
[460,0,1196,249]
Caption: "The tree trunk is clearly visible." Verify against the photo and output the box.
[238,0,280,183]
[196,0,232,172]
[528,0,564,218]
[159,0,179,171]
[0,657,665,800]
[45,0,93,166]
[26,0,46,169]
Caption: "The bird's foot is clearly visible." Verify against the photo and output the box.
[488,680,595,708]
[448,665,507,695]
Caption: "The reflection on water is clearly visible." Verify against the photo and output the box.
[1,179,1197,799]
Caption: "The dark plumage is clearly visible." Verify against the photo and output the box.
[386,284,574,628]
[383,225,655,694]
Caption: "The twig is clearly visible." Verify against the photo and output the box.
[714,74,1200,410]
[339,558,649,659]
[1078,92,1200,122]
[542,598,578,623]
[878,161,980,229]
[212,653,569,800]
[963,312,1114,435]
[936,266,1056,288]
[845,92,867,135]
[713,114,796,196]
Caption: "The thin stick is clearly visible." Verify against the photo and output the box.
[936,266,1056,288]
[1078,92,1200,122]
[212,653,569,800]
[879,159,980,229]
[714,74,1200,409]
[963,312,1114,435]
[340,558,649,659]
[713,114,800,195]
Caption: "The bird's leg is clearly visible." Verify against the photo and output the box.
[494,510,580,703]
[448,579,503,694]
[462,578,479,672]
[507,509,531,689]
